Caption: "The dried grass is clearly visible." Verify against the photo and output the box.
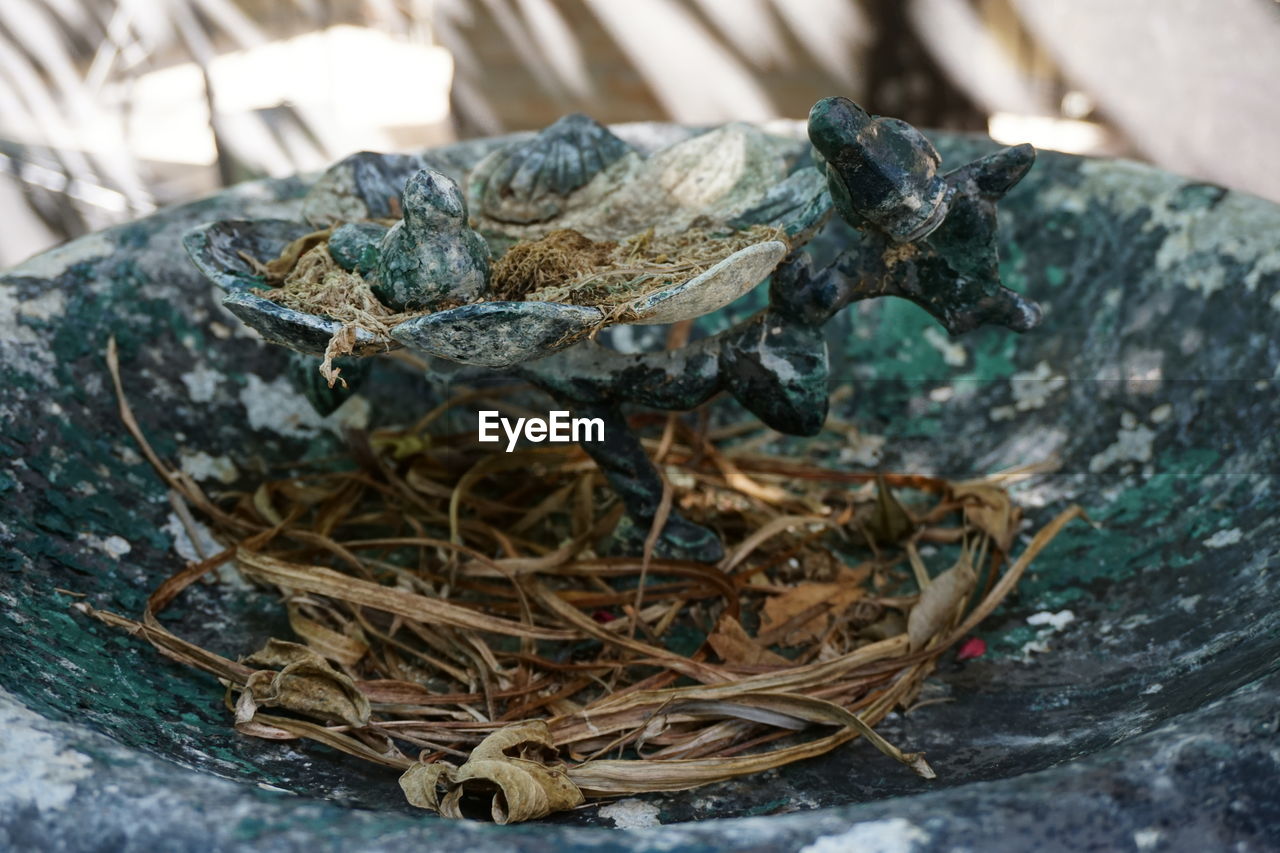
[488,224,785,307]
[247,222,785,386]
[84,337,1083,824]
[250,231,430,387]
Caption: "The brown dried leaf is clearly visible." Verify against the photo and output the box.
[242,638,324,669]
[399,762,454,812]
[264,228,332,281]
[907,552,977,652]
[400,721,584,823]
[856,608,907,642]
[241,640,371,727]
[286,604,369,667]
[759,567,866,645]
[952,482,1020,553]
[864,474,915,545]
[707,614,789,666]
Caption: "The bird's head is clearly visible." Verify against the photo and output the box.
[808,96,951,243]
[401,169,468,229]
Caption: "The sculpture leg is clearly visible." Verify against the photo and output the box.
[568,401,724,563]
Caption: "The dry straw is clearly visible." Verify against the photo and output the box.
[245,230,425,387]
[247,222,786,384]
[87,337,1082,824]
[488,224,785,308]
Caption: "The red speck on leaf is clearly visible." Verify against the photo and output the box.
[956,636,987,661]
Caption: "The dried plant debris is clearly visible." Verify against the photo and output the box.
[488,224,785,307]
[81,339,1084,824]
[245,220,784,383]
[400,721,585,823]
[247,231,430,386]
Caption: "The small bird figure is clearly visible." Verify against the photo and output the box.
[373,169,491,311]
[808,96,1041,335]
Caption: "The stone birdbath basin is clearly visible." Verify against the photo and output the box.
[1,109,1277,850]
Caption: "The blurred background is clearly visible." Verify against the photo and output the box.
[2,0,1277,267]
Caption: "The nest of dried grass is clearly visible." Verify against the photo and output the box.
[245,222,785,386]
[488,224,785,307]
[242,229,427,388]
[85,339,1081,824]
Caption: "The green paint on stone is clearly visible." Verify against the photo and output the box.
[1,124,1278,846]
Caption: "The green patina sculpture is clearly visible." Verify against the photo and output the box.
[372,169,491,311]
[184,97,1040,562]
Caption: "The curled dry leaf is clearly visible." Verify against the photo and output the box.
[907,552,978,652]
[399,762,453,812]
[239,639,371,727]
[952,482,1020,553]
[286,603,370,667]
[243,638,327,668]
[400,721,585,824]
[861,474,915,545]
[252,483,285,526]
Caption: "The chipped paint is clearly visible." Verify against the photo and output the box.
[179,450,239,484]
[238,374,369,438]
[240,375,328,438]
[1133,828,1163,850]
[181,364,223,403]
[1009,360,1066,411]
[798,818,930,853]
[1035,158,1280,300]
[597,798,662,829]
[923,326,967,367]
[0,690,92,811]
[838,431,887,467]
[163,510,223,564]
[1027,610,1076,631]
[1089,422,1156,472]
[77,533,132,558]
[1203,528,1243,548]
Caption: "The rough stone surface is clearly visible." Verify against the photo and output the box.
[301,151,439,226]
[391,300,603,367]
[469,113,636,224]
[327,222,387,275]
[372,169,491,311]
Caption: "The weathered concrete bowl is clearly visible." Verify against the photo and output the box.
[1,124,1277,851]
